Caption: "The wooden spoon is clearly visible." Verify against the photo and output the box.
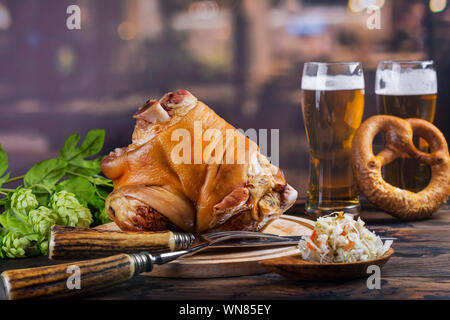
[260,248,394,281]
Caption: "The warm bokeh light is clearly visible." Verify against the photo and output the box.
[56,46,75,75]
[375,0,386,8]
[348,0,364,13]
[348,0,385,13]
[117,21,137,40]
[188,1,219,19]
[0,3,11,30]
[430,0,447,12]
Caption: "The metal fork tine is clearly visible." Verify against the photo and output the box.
[215,231,276,238]
[203,231,251,240]
[205,231,268,237]
[202,230,288,242]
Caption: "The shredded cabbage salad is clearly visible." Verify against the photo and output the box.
[298,212,393,263]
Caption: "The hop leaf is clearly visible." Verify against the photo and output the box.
[94,208,112,225]
[51,191,93,227]
[10,188,39,220]
[1,231,38,258]
[28,206,58,236]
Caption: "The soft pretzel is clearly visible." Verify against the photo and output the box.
[352,115,450,220]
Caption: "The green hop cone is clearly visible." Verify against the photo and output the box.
[51,190,81,225]
[10,188,39,219]
[51,191,93,227]
[28,206,58,236]
[39,239,49,256]
[1,231,38,258]
[72,206,93,228]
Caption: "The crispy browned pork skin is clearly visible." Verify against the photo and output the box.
[101,90,298,233]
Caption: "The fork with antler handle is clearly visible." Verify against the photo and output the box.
[0,227,305,300]
[47,225,309,260]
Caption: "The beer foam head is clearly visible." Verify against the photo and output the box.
[375,68,437,95]
[301,74,365,91]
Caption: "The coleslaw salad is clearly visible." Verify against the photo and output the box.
[298,212,393,263]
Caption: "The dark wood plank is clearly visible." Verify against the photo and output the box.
[89,274,450,300]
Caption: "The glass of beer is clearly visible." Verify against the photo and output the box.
[301,62,365,216]
[376,60,437,192]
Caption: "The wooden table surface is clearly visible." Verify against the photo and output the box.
[1,203,449,300]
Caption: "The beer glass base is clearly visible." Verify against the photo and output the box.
[305,202,360,219]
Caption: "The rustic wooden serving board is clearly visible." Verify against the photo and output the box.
[97,215,314,278]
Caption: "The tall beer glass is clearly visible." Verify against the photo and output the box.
[376,60,437,192]
[301,62,365,215]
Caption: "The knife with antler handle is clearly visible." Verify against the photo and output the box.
[48,225,195,260]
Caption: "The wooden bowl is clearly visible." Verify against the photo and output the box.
[260,248,394,281]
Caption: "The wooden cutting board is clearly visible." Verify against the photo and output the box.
[97,215,314,278]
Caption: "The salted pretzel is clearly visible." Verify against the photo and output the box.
[352,115,450,220]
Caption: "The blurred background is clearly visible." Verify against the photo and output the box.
[0,0,449,197]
